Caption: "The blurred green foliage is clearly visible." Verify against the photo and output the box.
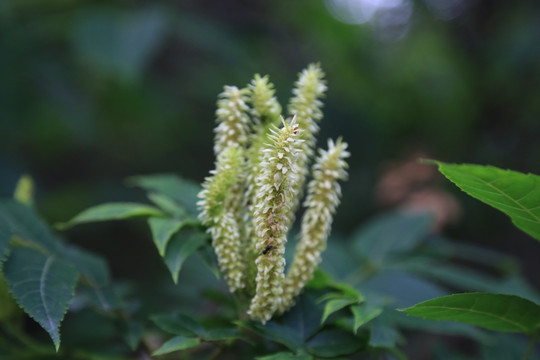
[1,1,540,358]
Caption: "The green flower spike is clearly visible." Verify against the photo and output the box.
[214,86,251,155]
[197,145,247,292]
[279,138,349,313]
[247,118,304,323]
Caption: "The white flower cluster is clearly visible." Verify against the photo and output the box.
[198,64,348,324]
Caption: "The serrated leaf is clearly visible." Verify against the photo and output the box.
[58,202,164,229]
[3,247,79,350]
[402,292,540,334]
[0,200,60,252]
[128,174,201,215]
[352,211,434,263]
[235,321,302,351]
[147,192,188,217]
[433,162,540,241]
[351,304,383,334]
[163,231,208,284]
[321,298,361,324]
[148,217,198,256]
[257,352,313,360]
[152,336,200,356]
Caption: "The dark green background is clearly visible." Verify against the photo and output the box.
[1,0,539,286]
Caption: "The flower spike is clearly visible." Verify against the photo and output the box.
[279,138,349,313]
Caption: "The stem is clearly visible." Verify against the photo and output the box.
[522,335,538,360]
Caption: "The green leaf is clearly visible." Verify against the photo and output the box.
[0,200,60,252]
[128,174,201,215]
[256,352,313,360]
[402,293,540,334]
[151,312,204,337]
[147,192,188,217]
[433,162,540,241]
[152,335,200,356]
[3,247,79,350]
[148,217,198,256]
[321,298,361,324]
[352,211,434,263]
[235,321,303,351]
[369,318,403,348]
[58,202,164,229]
[163,231,208,284]
[306,327,366,357]
[351,304,383,334]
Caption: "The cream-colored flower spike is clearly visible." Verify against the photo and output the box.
[197,145,247,292]
[247,118,304,323]
[287,63,327,218]
[279,138,349,313]
[214,86,251,155]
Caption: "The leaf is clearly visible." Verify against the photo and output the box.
[433,162,540,241]
[152,335,201,356]
[321,298,361,324]
[350,304,383,334]
[147,192,188,217]
[148,217,197,256]
[235,321,303,351]
[306,327,367,357]
[257,352,313,360]
[128,174,201,215]
[3,247,79,350]
[58,202,164,229]
[402,293,540,334]
[151,312,205,337]
[163,231,208,284]
[387,309,488,342]
[369,317,403,348]
[352,211,434,263]
[0,200,61,252]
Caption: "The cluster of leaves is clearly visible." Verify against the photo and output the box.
[1,160,540,359]
[403,162,540,358]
